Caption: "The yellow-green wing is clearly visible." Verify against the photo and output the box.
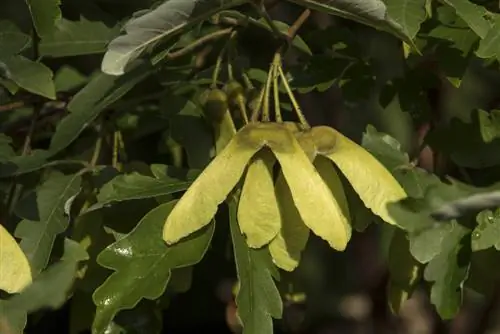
[271,135,350,251]
[0,224,32,293]
[323,128,406,226]
[163,132,263,245]
[314,156,352,241]
[269,173,310,271]
[238,149,280,248]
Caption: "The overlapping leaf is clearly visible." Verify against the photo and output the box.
[92,200,214,334]
[441,0,491,39]
[384,0,427,40]
[286,0,415,45]
[25,0,61,37]
[229,198,282,334]
[470,209,500,251]
[40,17,121,57]
[0,224,32,294]
[476,15,500,62]
[0,20,30,58]
[14,172,82,276]
[0,239,88,334]
[88,166,200,212]
[101,0,247,75]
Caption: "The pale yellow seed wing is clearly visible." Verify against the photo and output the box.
[314,157,352,241]
[163,131,263,245]
[323,128,407,226]
[238,149,280,248]
[0,224,32,293]
[271,135,350,251]
[269,173,310,271]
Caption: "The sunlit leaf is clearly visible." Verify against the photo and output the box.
[471,209,500,251]
[0,224,32,294]
[385,0,427,40]
[238,149,280,248]
[229,197,282,334]
[93,200,214,334]
[14,172,82,276]
[268,174,310,272]
[323,127,407,226]
[102,0,247,75]
[441,0,490,39]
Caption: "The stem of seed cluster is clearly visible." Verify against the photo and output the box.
[167,28,233,60]
[277,65,309,128]
[262,64,275,122]
[227,31,238,81]
[250,86,265,122]
[273,66,282,122]
[237,97,249,124]
[212,45,227,88]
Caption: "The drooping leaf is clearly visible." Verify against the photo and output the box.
[238,150,280,248]
[323,127,407,226]
[0,224,32,294]
[101,0,247,75]
[53,65,88,92]
[476,15,500,62]
[424,224,470,319]
[0,239,88,334]
[162,127,264,245]
[40,17,121,57]
[268,174,310,272]
[88,166,199,212]
[0,20,31,58]
[387,228,421,314]
[441,0,490,39]
[229,197,283,334]
[471,209,500,251]
[14,172,82,276]
[0,150,52,178]
[49,61,153,155]
[286,0,415,45]
[92,200,214,334]
[271,127,351,251]
[1,56,55,99]
[25,0,61,37]
[384,0,427,40]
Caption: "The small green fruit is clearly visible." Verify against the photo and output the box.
[201,88,228,123]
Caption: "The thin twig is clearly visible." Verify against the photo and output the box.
[0,101,24,112]
[167,28,233,60]
[285,9,311,41]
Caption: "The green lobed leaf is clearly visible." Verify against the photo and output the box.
[1,56,55,99]
[471,209,500,251]
[229,197,283,334]
[101,0,247,75]
[40,17,121,57]
[476,14,500,62]
[0,239,88,334]
[0,20,31,58]
[423,224,470,319]
[88,166,199,212]
[49,61,153,155]
[441,0,491,39]
[385,0,427,40]
[286,0,415,45]
[25,0,61,37]
[92,200,214,334]
[14,172,82,276]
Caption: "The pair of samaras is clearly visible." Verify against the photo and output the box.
[162,122,406,271]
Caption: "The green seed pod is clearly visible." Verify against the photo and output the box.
[310,126,337,154]
[201,88,228,123]
[224,80,246,105]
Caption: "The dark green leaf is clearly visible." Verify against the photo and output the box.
[101,0,247,75]
[385,0,427,40]
[476,15,500,62]
[40,18,120,57]
[0,20,31,58]
[471,209,500,251]
[286,0,415,45]
[14,172,82,276]
[229,197,282,334]
[0,239,88,334]
[424,225,470,319]
[2,56,55,99]
[88,165,200,211]
[25,0,61,37]
[92,200,214,334]
[49,61,153,155]
[441,0,491,39]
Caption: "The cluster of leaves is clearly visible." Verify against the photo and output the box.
[3,0,500,333]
